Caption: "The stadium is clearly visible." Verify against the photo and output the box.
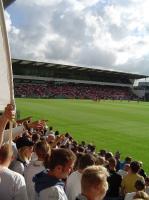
[1,1,149,199]
[12,58,149,172]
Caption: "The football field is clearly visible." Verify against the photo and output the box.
[16,98,149,172]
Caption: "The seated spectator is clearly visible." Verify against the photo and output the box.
[0,144,28,200]
[33,148,76,200]
[76,165,109,200]
[121,161,145,195]
[66,153,95,200]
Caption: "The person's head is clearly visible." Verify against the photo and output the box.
[145,177,149,186]
[108,157,117,170]
[47,148,76,179]
[95,156,108,166]
[55,131,59,136]
[78,153,95,171]
[81,141,86,146]
[133,191,149,200]
[124,163,130,172]
[125,156,132,164]
[135,180,145,191]
[16,137,34,161]
[49,126,53,131]
[130,161,141,174]
[0,144,13,167]
[32,133,40,143]
[46,134,55,145]
[115,151,121,160]
[81,165,109,200]
[105,152,113,161]
[34,140,51,161]
[98,149,107,157]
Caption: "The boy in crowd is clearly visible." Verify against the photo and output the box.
[76,165,109,200]
[33,148,76,200]
[66,153,95,200]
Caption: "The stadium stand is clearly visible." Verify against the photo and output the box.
[12,59,148,101]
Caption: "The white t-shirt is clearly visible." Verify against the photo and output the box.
[117,169,128,177]
[24,160,45,200]
[0,166,28,200]
[65,170,82,200]
[11,159,25,175]
[35,185,68,200]
[125,192,136,200]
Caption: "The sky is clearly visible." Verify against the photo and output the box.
[5,0,149,76]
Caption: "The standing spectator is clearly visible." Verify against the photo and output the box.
[76,165,109,200]
[0,144,28,200]
[105,157,122,199]
[125,180,146,200]
[145,177,149,195]
[66,153,95,200]
[24,140,51,200]
[121,161,144,195]
[10,136,34,175]
[118,164,130,177]
[33,148,76,200]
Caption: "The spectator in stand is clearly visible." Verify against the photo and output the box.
[120,156,132,170]
[24,140,51,200]
[48,126,55,135]
[125,180,146,200]
[14,82,136,101]
[0,144,28,200]
[118,163,130,177]
[105,152,113,162]
[138,161,147,179]
[66,153,95,200]
[95,156,108,166]
[115,151,121,171]
[10,136,34,175]
[33,148,76,200]
[76,165,109,200]
[98,149,107,157]
[121,161,145,195]
[145,177,149,195]
[133,191,149,200]
[105,157,122,199]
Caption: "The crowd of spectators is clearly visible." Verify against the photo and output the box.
[14,82,136,100]
[0,104,149,200]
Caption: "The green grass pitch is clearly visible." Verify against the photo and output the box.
[16,98,149,173]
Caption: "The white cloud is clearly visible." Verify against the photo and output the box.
[5,0,149,75]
